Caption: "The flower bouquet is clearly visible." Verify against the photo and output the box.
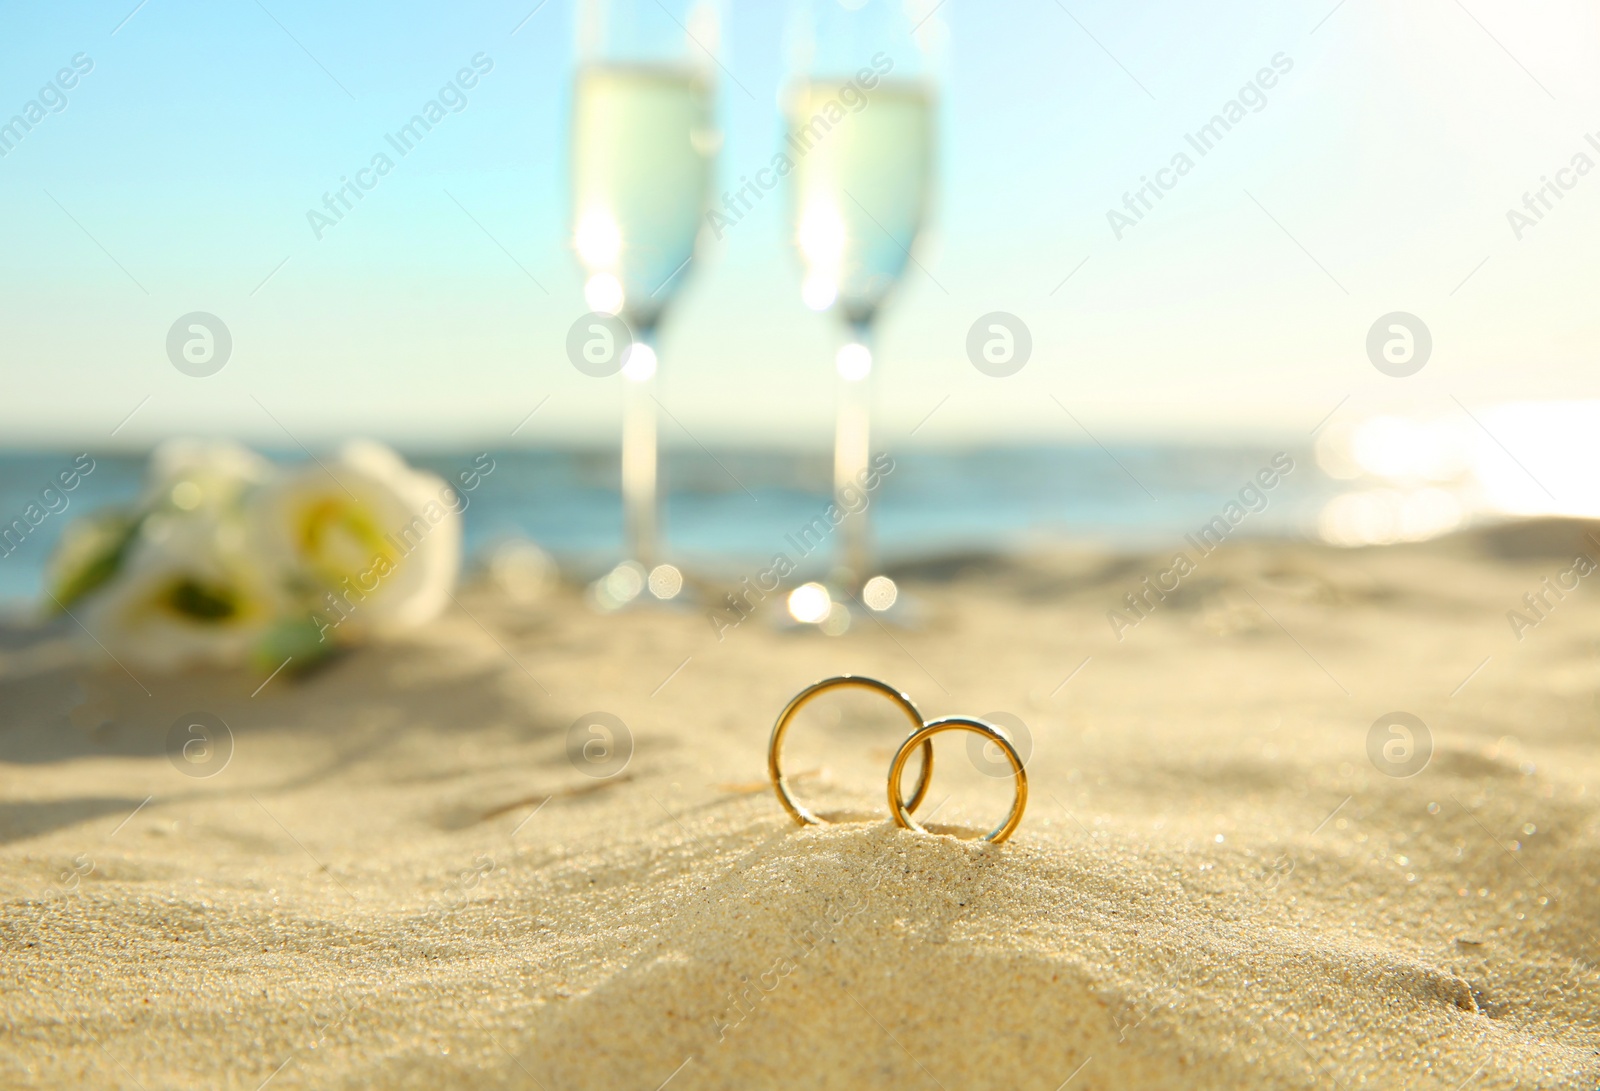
[49,439,463,674]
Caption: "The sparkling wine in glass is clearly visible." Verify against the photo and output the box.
[787,0,939,612]
[571,0,719,602]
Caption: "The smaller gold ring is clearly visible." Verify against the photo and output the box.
[769,675,934,826]
[887,716,1028,844]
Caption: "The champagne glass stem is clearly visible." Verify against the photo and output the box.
[621,333,658,569]
[832,327,873,591]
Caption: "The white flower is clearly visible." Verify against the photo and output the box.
[144,438,275,515]
[252,441,461,634]
[48,440,274,613]
[79,512,285,671]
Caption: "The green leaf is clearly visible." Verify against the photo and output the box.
[252,615,339,676]
[47,511,141,612]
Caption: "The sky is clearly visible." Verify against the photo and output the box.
[2,0,1598,450]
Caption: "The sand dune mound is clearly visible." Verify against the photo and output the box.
[5,532,1600,1088]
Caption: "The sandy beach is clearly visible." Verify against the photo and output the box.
[3,521,1599,1089]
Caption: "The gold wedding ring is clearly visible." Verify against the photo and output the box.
[887,716,1028,844]
[768,675,934,826]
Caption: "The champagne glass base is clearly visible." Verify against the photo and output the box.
[772,572,919,634]
[588,559,694,612]
[843,573,920,630]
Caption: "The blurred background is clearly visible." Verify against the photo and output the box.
[3,0,1599,607]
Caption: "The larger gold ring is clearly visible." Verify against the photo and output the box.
[887,716,1028,844]
[769,675,934,826]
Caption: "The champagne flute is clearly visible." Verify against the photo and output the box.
[786,0,939,611]
[571,0,719,601]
